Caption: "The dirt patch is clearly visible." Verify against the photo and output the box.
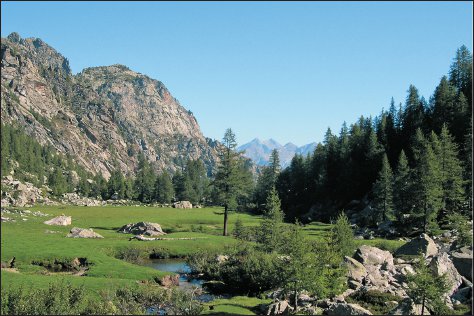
[31,257,91,276]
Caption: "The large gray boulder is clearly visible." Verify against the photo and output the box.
[117,222,166,236]
[429,252,462,296]
[326,303,373,315]
[44,215,71,226]
[173,201,193,209]
[344,256,367,282]
[66,227,103,239]
[451,246,472,281]
[266,300,292,315]
[354,245,394,266]
[395,233,438,257]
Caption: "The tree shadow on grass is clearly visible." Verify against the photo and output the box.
[89,226,121,231]
[213,211,225,215]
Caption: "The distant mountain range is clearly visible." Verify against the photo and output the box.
[238,138,317,167]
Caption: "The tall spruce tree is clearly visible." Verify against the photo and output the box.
[372,153,393,223]
[449,45,472,106]
[254,149,281,210]
[213,128,247,236]
[154,171,175,204]
[436,125,464,213]
[258,187,284,253]
[393,150,414,229]
[411,130,443,233]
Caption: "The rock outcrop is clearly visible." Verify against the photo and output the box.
[395,233,438,257]
[173,201,193,209]
[326,303,373,315]
[354,245,394,266]
[429,252,462,296]
[66,227,103,239]
[450,247,473,281]
[1,33,219,180]
[44,215,71,226]
[117,222,166,236]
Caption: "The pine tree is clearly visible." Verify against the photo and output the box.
[449,45,472,106]
[435,125,465,214]
[411,132,443,233]
[134,153,156,203]
[254,149,281,210]
[213,128,247,236]
[328,212,354,258]
[258,187,284,253]
[393,150,414,229]
[406,254,451,315]
[154,171,174,204]
[372,153,393,223]
[431,76,458,133]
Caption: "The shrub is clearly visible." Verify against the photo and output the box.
[347,289,401,315]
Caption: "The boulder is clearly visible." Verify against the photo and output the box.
[326,303,373,315]
[451,247,472,281]
[44,215,71,226]
[67,227,103,238]
[160,274,179,287]
[344,256,367,282]
[429,253,462,296]
[354,245,394,266]
[117,222,166,236]
[451,286,472,304]
[388,298,430,315]
[216,255,229,264]
[173,201,193,209]
[266,300,292,315]
[395,233,438,257]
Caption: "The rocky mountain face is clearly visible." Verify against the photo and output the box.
[238,138,317,167]
[1,32,219,179]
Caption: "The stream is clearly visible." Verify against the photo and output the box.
[144,258,229,303]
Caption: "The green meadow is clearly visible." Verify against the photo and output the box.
[1,205,405,314]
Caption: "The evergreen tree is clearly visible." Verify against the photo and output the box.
[254,149,281,210]
[107,169,126,199]
[402,85,425,143]
[328,213,355,258]
[449,45,472,106]
[154,171,174,204]
[411,131,443,233]
[436,125,464,214]
[258,187,284,253]
[406,254,451,315]
[213,128,247,236]
[372,153,393,223]
[134,153,156,203]
[393,150,414,229]
[431,76,458,133]
[49,168,67,196]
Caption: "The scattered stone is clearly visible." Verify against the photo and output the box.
[326,303,373,315]
[44,215,71,226]
[354,245,394,266]
[66,227,103,239]
[160,274,179,287]
[173,201,193,209]
[395,233,438,257]
[451,286,472,304]
[118,222,166,236]
[216,255,229,264]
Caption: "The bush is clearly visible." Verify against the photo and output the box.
[114,247,146,264]
[346,289,401,315]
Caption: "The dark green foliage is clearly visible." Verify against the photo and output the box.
[154,171,174,203]
[254,149,280,211]
[449,45,472,106]
[372,153,393,223]
[346,290,402,315]
[173,160,209,204]
[0,280,203,315]
[134,153,156,203]
[328,212,355,258]
[213,128,254,235]
[406,254,451,315]
[107,168,126,199]
[257,187,285,253]
[446,213,473,247]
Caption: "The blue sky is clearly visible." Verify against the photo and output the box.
[1,1,472,146]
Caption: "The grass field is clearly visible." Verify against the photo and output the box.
[1,204,405,314]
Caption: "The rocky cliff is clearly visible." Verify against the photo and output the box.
[1,32,218,179]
